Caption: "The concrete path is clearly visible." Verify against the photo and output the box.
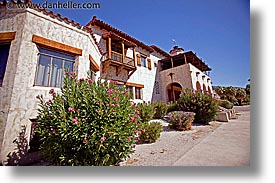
[172,106,250,166]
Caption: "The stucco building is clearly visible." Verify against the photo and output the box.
[0,1,213,164]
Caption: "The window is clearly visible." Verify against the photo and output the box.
[0,43,11,87]
[135,87,142,99]
[140,56,147,67]
[126,86,134,99]
[35,48,75,87]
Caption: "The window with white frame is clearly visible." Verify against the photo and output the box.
[35,48,75,88]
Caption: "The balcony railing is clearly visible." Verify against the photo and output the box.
[109,51,135,67]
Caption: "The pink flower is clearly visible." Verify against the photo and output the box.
[107,88,113,94]
[36,95,40,99]
[52,129,57,135]
[85,87,90,91]
[134,130,138,134]
[49,89,55,94]
[72,117,78,124]
[68,107,75,112]
[130,117,135,123]
[127,136,132,141]
[66,71,74,75]
[45,99,51,104]
[87,79,93,83]
[113,97,118,101]
[117,104,120,108]
[135,137,140,141]
[79,78,85,82]
[142,129,146,133]
[109,132,115,136]
[77,109,81,113]
[134,114,140,119]
[100,136,106,142]
[110,103,115,107]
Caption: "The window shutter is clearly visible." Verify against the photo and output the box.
[147,58,151,70]
[137,54,141,66]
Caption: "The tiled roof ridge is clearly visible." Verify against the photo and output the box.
[150,45,170,57]
[0,0,103,54]
[87,16,155,53]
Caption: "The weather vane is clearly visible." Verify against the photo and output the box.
[172,39,177,46]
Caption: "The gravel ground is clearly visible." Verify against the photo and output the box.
[120,120,222,166]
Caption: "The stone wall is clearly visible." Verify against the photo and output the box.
[0,8,101,164]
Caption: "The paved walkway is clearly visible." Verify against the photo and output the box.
[172,106,250,166]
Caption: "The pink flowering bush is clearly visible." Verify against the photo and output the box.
[177,88,219,124]
[35,73,140,166]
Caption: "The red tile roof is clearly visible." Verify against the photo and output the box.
[150,45,170,57]
[86,16,155,53]
[0,0,103,54]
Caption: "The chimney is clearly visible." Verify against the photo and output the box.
[169,46,184,56]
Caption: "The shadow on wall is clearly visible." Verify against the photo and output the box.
[6,125,43,166]
[151,63,162,102]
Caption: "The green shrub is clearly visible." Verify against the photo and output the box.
[177,89,219,124]
[166,103,179,113]
[35,73,140,166]
[218,99,233,109]
[136,102,156,123]
[138,122,162,143]
[153,101,168,119]
[229,96,238,105]
[168,111,195,131]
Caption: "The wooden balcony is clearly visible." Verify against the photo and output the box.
[102,51,136,77]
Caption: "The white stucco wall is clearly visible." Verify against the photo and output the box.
[189,64,213,93]
[159,63,213,102]
[90,26,165,103]
[0,8,101,163]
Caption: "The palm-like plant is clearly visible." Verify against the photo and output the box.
[224,86,236,100]
[236,88,246,105]
[215,86,225,99]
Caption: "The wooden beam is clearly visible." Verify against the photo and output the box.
[122,41,125,63]
[184,54,187,64]
[0,32,16,43]
[108,37,111,59]
[89,54,100,72]
[128,68,137,79]
[102,61,110,73]
[133,48,136,67]
[125,81,144,88]
[170,57,174,68]
[32,35,82,55]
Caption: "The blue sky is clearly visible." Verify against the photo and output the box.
[34,0,250,88]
